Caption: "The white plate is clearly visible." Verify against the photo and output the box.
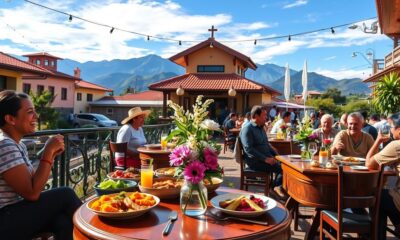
[87,192,160,219]
[350,166,369,171]
[210,193,276,217]
[288,154,301,159]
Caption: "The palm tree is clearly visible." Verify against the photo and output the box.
[372,72,400,115]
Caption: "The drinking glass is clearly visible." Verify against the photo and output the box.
[161,132,168,150]
[309,142,318,157]
[140,164,153,188]
[380,125,391,138]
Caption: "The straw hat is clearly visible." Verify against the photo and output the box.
[121,107,151,125]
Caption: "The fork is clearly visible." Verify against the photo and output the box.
[207,211,268,225]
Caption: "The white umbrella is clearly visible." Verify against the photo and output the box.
[302,60,308,115]
[284,63,291,110]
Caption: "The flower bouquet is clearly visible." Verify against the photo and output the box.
[294,117,319,159]
[167,95,223,216]
[322,138,333,158]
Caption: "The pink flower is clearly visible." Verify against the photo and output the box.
[169,145,192,166]
[183,161,206,184]
[203,147,218,170]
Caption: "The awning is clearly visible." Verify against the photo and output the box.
[264,101,314,110]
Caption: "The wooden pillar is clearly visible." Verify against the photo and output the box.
[242,92,247,113]
[162,92,167,117]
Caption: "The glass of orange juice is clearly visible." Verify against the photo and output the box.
[161,132,168,150]
[141,163,153,188]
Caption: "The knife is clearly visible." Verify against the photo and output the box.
[163,210,178,236]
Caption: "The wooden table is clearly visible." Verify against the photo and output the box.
[229,128,241,136]
[275,155,394,240]
[137,147,171,170]
[269,140,301,155]
[73,188,291,240]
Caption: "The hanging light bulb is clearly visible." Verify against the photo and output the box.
[331,27,335,34]
[176,85,184,96]
[147,35,150,41]
[288,35,291,41]
[69,15,72,22]
[110,27,114,34]
[254,39,257,45]
[228,85,236,97]
[179,41,182,46]
[209,42,213,48]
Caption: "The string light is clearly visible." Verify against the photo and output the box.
[69,14,72,22]
[23,0,376,45]
[210,42,213,48]
[254,39,257,45]
[331,27,335,34]
[179,41,182,46]
[110,27,114,34]
[288,35,291,41]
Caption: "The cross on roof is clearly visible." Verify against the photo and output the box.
[208,25,218,38]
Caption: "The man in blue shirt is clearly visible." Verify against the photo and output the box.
[240,105,285,198]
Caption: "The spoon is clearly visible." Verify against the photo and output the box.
[163,211,178,236]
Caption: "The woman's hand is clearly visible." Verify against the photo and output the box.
[43,135,65,160]
[376,131,390,144]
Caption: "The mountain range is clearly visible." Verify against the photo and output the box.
[57,54,370,96]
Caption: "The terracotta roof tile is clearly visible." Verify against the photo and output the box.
[0,52,50,74]
[75,80,112,92]
[363,66,400,83]
[22,52,63,60]
[98,90,163,101]
[149,73,280,95]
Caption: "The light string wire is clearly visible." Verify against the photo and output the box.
[24,0,377,44]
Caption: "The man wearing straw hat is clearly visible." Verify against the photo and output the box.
[116,107,151,168]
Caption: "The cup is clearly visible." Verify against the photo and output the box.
[161,133,168,150]
[141,164,153,188]
[380,125,391,138]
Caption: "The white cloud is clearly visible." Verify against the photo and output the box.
[315,67,373,80]
[283,0,308,9]
[324,56,336,61]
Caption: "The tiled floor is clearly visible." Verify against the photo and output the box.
[217,146,399,240]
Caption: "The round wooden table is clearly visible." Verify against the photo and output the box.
[73,188,291,240]
[137,146,171,170]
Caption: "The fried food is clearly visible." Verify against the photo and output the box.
[151,179,183,189]
[343,157,359,162]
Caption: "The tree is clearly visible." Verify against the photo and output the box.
[372,72,400,115]
[30,90,59,130]
[321,88,346,104]
[306,98,341,117]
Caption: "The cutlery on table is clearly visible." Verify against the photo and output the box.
[163,211,178,236]
[207,211,268,225]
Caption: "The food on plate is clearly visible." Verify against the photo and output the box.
[90,192,156,213]
[310,160,320,167]
[219,195,265,212]
[110,168,140,179]
[342,157,359,163]
[98,179,130,190]
[325,162,337,169]
[203,178,221,185]
[152,179,183,189]
[156,167,176,176]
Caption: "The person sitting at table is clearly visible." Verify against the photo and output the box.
[235,113,244,129]
[242,112,251,128]
[331,112,374,157]
[240,105,285,199]
[117,107,151,168]
[312,114,339,144]
[0,90,82,240]
[270,111,291,134]
[224,113,237,151]
[366,112,400,238]
[361,111,378,140]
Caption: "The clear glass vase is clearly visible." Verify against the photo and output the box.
[301,142,312,159]
[180,180,208,216]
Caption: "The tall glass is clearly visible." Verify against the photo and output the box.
[141,165,153,188]
[380,124,391,138]
[161,132,168,150]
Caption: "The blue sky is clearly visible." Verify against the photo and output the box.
[0,0,393,79]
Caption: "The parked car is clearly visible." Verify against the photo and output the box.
[73,113,118,128]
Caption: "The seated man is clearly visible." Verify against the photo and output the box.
[312,114,339,144]
[361,111,378,140]
[366,112,400,239]
[240,105,285,198]
[270,111,291,134]
[331,112,374,157]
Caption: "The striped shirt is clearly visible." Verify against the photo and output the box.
[0,134,34,209]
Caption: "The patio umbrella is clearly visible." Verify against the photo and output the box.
[284,63,291,110]
[302,60,308,115]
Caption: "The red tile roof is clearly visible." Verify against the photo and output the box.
[148,73,281,95]
[75,80,112,92]
[22,52,63,60]
[169,38,257,70]
[362,65,400,83]
[98,90,163,101]
[0,52,50,75]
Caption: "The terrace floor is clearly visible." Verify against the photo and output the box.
[217,145,398,240]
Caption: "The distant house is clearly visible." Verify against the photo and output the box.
[89,90,163,124]
[363,0,400,95]
[0,52,49,92]
[294,90,322,104]
[149,28,280,122]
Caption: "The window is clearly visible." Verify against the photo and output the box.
[77,93,82,101]
[35,59,41,65]
[197,65,224,73]
[23,83,31,94]
[37,85,44,95]
[48,86,55,97]
[0,76,6,91]
[50,61,55,67]
[86,93,93,102]
[44,60,49,66]
[107,108,113,114]
[61,88,67,100]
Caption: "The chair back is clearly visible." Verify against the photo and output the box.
[236,137,246,174]
[109,141,128,172]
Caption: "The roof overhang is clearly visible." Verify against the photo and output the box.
[376,0,400,37]
[363,65,400,82]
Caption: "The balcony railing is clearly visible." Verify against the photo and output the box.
[24,123,174,200]
[384,45,400,68]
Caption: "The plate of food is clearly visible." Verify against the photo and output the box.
[154,167,177,177]
[87,191,160,219]
[138,177,183,199]
[210,193,276,217]
[94,179,137,196]
[338,156,366,165]
[107,168,140,181]
[144,144,162,150]
[203,177,223,193]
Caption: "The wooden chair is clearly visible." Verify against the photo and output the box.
[320,165,384,240]
[223,126,235,154]
[236,137,271,196]
[109,141,128,172]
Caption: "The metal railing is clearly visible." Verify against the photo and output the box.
[24,123,174,200]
